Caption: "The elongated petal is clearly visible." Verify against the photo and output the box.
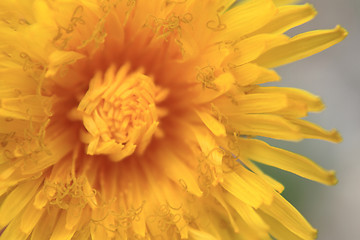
[0,177,42,227]
[226,155,285,193]
[218,93,288,115]
[20,200,45,234]
[188,228,218,240]
[21,127,75,174]
[0,95,52,122]
[222,167,273,208]
[157,149,203,197]
[192,127,223,168]
[252,87,325,112]
[193,73,235,104]
[212,189,239,232]
[290,118,342,143]
[223,34,289,67]
[46,50,84,77]
[259,192,317,240]
[258,211,305,240]
[228,114,302,140]
[0,215,28,240]
[50,211,77,240]
[254,4,317,35]
[239,138,337,185]
[226,193,269,232]
[221,0,277,38]
[272,0,301,6]
[231,63,280,86]
[196,110,226,137]
[256,26,348,68]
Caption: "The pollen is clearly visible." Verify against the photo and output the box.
[78,64,164,161]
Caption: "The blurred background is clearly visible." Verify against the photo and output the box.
[257,0,360,239]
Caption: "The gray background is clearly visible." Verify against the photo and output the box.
[261,0,360,239]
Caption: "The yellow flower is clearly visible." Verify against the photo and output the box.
[0,0,346,239]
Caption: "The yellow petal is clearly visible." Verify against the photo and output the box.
[50,211,77,240]
[132,210,146,238]
[290,118,342,143]
[226,193,269,232]
[193,72,235,104]
[253,4,317,34]
[221,167,273,208]
[65,201,83,230]
[216,0,237,14]
[137,121,159,154]
[90,221,108,240]
[0,115,27,135]
[218,93,288,114]
[83,177,98,209]
[272,0,301,6]
[0,177,42,228]
[158,149,202,197]
[212,189,239,232]
[20,200,45,234]
[188,228,218,240]
[231,63,280,86]
[192,127,223,166]
[239,138,337,185]
[33,0,56,27]
[221,0,277,38]
[46,50,85,77]
[33,189,48,209]
[0,164,15,180]
[252,87,325,112]
[0,214,28,240]
[260,192,317,240]
[256,26,348,68]
[223,34,289,67]
[258,211,306,240]
[0,95,53,122]
[196,110,226,137]
[21,127,75,174]
[228,114,302,140]
[227,156,285,193]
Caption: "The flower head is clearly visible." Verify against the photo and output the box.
[0,0,346,239]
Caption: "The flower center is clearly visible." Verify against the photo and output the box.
[77,64,163,161]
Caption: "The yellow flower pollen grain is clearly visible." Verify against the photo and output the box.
[0,0,347,240]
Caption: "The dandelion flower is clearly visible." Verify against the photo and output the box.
[0,0,347,239]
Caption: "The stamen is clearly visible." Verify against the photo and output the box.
[166,0,187,4]
[53,5,86,49]
[127,0,136,7]
[146,13,192,40]
[206,7,226,32]
[196,66,217,90]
